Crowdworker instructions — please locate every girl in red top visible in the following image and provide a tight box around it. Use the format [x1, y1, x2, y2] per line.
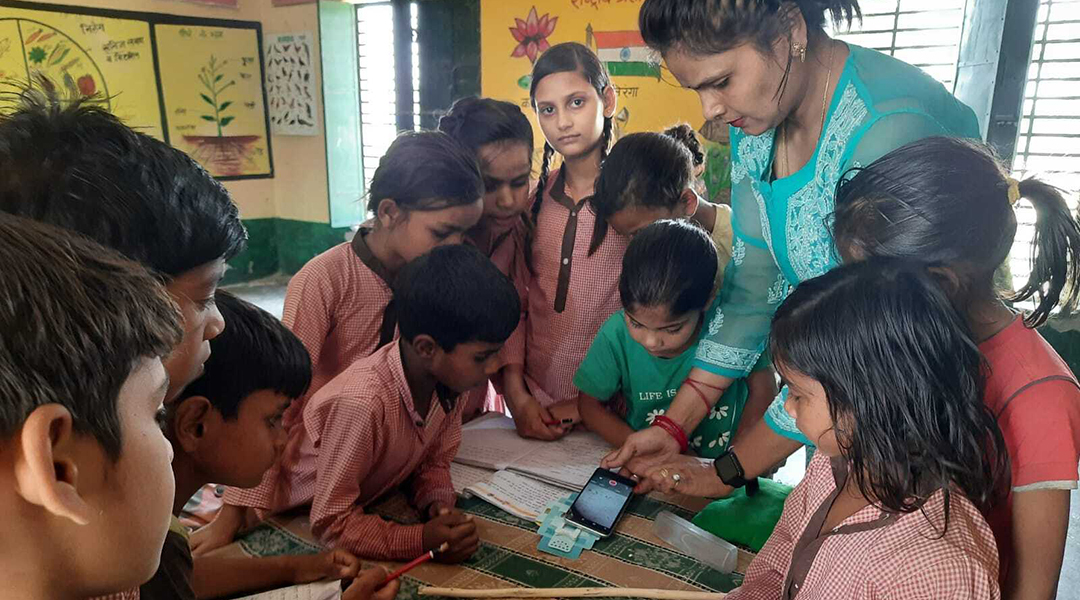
[831, 136, 1080, 599]
[502, 42, 631, 440]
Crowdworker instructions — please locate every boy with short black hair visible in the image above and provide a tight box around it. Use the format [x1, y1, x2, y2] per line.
[160, 291, 396, 600]
[203, 245, 521, 561]
[0, 214, 182, 600]
[0, 88, 247, 401]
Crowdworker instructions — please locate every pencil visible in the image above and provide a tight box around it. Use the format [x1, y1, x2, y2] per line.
[543, 418, 574, 426]
[383, 542, 449, 583]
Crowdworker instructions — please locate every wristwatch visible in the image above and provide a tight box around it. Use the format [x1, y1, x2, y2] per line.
[713, 449, 756, 494]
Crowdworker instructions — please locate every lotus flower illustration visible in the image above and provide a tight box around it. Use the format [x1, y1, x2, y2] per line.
[510, 7, 557, 64]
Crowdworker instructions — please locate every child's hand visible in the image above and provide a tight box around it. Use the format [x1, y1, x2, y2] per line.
[513, 397, 570, 441]
[190, 503, 246, 557]
[289, 548, 362, 583]
[422, 509, 479, 564]
[426, 502, 462, 521]
[547, 400, 580, 425]
[342, 567, 400, 600]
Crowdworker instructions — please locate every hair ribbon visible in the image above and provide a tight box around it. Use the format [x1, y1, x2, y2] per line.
[1007, 178, 1021, 206]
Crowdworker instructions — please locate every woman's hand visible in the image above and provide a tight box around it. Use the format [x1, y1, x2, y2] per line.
[601, 426, 681, 480]
[643, 456, 732, 498]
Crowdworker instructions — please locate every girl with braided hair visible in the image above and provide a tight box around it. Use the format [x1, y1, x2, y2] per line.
[500, 42, 629, 440]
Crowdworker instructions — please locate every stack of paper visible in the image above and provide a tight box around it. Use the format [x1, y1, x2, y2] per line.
[234, 580, 340, 600]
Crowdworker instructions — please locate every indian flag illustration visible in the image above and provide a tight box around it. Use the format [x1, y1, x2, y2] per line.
[586, 25, 659, 79]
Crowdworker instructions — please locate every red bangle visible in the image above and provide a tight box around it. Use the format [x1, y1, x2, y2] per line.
[684, 379, 713, 413]
[653, 415, 689, 454]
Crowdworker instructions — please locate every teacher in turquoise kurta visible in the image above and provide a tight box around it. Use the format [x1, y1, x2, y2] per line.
[603, 0, 979, 487]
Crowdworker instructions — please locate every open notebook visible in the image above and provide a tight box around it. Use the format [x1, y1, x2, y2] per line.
[451, 463, 570, 522]
[234, 580, 340, 600]
[454, 414, 614, 490]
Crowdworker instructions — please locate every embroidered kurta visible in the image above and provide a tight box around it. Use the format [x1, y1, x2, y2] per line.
[690, 44, 980, 441]
[505, 167, 629, 405]
[226, 342, 463, 561]
[729, 454, 1000, 600]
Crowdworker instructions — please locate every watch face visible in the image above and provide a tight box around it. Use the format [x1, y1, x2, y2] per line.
[714, 453, 741, 483]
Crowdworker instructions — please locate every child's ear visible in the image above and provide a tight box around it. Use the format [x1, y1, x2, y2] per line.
[376, 198, 403, 229]
[410, 334, 440, 361]
[679, 188, 700, 218]
[602, 85, 618, 119]
[12, 404, 94, 526]
[172, 397, 213, 453]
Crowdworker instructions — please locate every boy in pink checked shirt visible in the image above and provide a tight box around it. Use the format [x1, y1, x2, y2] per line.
[200, 245, 521, 562]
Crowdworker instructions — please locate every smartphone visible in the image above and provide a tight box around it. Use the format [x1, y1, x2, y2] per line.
[565, 468, 636, 538]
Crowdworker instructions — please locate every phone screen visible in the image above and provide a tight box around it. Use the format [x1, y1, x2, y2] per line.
[567, 469, 635, 535]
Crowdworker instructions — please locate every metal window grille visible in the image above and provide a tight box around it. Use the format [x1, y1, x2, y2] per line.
[1010, 0, 1080, 293]
[826, 0, 966, 91]
[356, 1, 420, 187]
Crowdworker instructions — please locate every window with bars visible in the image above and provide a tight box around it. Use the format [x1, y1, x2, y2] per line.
[356, 0, 421, 187]
[827, 0, 966, 91]
[1010, 0, 1080, 292]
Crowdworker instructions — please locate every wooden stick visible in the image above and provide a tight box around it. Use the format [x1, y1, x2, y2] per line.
[418, 587, 726, 600]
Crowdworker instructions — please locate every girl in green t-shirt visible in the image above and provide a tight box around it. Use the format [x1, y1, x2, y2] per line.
[575, 220, 775, 458]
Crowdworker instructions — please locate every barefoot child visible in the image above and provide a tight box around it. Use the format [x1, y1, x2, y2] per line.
[577, 220, 773, 457]
[729, 259, 1007, 599]
[193, 245, 520, 561]
[503, 42, 630, 440]
[0, 215, 182, 600]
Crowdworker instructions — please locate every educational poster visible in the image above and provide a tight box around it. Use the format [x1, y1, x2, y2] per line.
[265, 31, 318, 136]
[155, 23, 272, 178]
[482, 0, 732, 202]
[0, 4, 164, 140]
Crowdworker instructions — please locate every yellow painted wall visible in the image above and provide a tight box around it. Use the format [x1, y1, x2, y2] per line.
[481, 0, 705, 150]
[21, 0, 330, 224]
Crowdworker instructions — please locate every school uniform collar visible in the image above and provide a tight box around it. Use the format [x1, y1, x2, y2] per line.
[351, 225, 398, 347]
[781, 457, 899, 599]
[388, 341, 457, 429]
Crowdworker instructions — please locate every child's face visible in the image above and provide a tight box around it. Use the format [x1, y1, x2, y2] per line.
[386, 201, 484, 266]
[477, 141, 532, 236]
[607, 204, 689, 238]
[534, 71, 614, 159]
[80, 358, 175, 593]
[430, 340, 504, 394]
[165, 259, 227, 402]
[624, 305, 702, 359]
[779, 364, 841, 456]
[192, 390, 290, 489]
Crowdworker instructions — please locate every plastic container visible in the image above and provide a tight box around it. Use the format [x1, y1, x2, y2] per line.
[653, 510, 739, 573]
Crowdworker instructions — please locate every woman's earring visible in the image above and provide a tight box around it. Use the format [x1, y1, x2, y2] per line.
[792, 41, 807, 63]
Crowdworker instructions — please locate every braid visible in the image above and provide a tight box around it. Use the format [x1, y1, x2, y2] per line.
[526, 142, 555, 273]
[587, 116, 614, 256]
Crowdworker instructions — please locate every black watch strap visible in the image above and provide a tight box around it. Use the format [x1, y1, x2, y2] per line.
[713, 449, 751, 489]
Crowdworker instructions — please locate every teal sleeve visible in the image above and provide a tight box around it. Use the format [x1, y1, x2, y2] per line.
[572, 315, 625, 402]
[842, 110, 969, 173]
[694, 135, 779, 378]
[751, 349, 772, 373]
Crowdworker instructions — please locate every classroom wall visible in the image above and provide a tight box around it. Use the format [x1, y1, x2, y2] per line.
[25, 0, 345, 283]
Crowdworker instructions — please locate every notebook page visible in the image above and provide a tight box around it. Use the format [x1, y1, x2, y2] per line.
[234, 580, 340, 600]
[453, 419, 548, 470]
[466, 469, 569, 522]
[507, 431, 614, 489]
[450, 462, 495, 495]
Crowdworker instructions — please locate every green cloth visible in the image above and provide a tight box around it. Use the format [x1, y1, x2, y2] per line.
[573, 299, 756, 459]
[692, 478, 793, 553]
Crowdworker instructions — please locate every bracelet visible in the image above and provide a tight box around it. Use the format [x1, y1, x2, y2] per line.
[683, 379, 713, 413]
[653, 415, 689, 454]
